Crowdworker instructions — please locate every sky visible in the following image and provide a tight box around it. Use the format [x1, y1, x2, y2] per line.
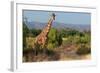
[23, 10, 91, 25]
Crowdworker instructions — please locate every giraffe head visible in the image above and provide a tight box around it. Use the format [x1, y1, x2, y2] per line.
[52, 13, 56, 20]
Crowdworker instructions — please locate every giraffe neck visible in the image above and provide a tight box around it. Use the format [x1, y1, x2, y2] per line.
[42, 18, 54, 36]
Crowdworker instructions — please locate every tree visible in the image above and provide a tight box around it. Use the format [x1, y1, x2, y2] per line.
[31, 29, 41, 37]
[23, 22, 30, 49]
[47, 28, 62, 49]
[57, 32, 62, 46]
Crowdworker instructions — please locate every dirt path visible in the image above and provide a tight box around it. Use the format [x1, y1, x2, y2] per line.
[23, 44, 91, 62]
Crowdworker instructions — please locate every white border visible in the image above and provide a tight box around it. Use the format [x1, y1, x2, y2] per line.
[11, 1, 97, 71]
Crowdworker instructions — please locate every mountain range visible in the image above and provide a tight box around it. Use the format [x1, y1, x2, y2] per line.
[26, 21, 91, 31]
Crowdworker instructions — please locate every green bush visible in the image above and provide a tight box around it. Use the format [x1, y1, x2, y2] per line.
[76, 44, 91, 55]
[47, 28, 62, 49]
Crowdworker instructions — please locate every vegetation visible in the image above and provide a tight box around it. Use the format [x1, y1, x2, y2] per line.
[47, 28, 62, 49]
[23, 22, 30, 49]
[23, 22, 91, 62]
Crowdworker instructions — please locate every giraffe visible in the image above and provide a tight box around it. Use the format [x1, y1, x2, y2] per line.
[33, 13, 56, 55]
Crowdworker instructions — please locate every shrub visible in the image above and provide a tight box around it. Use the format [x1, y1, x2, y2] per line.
[47, 28, 62, 49]
[76, 44, 91, 55]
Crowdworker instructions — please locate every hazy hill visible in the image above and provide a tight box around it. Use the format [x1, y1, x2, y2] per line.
[26, 21, 90, 31]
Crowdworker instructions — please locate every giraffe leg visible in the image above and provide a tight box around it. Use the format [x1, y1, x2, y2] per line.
[34, 42, 39, 56]
[42, 42, 47, 55]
